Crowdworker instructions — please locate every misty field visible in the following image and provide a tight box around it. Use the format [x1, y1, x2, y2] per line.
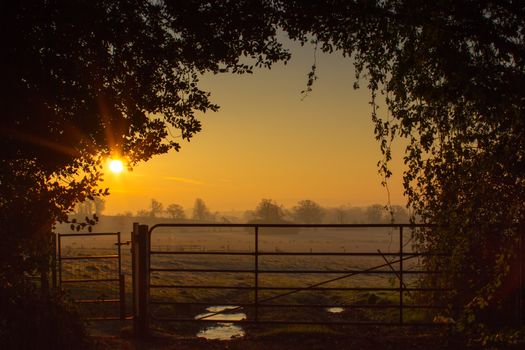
[58, 227, 440, 326]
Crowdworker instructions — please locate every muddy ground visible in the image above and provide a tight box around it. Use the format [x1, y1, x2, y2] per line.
[90, 323, 462, 350]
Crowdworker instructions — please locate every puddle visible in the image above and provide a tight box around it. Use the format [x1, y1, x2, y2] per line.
[326, 307, 344, 314]
[195, 306, 246, 340]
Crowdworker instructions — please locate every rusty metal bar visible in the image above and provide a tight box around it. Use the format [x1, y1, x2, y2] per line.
[57, 234, 62, 286]
[150, 267, 435, 274]
[149, 300, 446, 309]
[151, 318, 443, 327]
[60, 255, 119, 260]
[58, 232, 120, 237]
[132, 223, 138, 332]
[51, 233, 57, 289]
[150, 223, 433, 229]
[154, 285, 444, 292]
[254, 226, 259, 322]
[75, 299, 121, 303]
[399, 226, 404, 325]
[120, 272, 126, 320]
[61, 278, 120, 283]
[149, 251, 430, 257]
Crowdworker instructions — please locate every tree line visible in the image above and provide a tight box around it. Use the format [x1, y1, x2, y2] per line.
[108, 198, 409, 224]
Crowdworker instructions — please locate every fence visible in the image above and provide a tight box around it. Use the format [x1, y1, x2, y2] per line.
[57, 232, 127, 320]
[130, 223, 448, 335]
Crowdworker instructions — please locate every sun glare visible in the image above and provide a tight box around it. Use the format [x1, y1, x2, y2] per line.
[109, 159, 124, 174]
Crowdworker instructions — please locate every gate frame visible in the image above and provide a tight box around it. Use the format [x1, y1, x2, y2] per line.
[57, 231, 126, 320]
[132, 223, 150, 335]
[133, 223, 451, 335]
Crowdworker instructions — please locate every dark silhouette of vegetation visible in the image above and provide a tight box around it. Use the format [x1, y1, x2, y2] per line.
[0, 284, 89, 349]
[250, 199, 288, 224]
[276, 0, 525, 344]
[292, 199, 324, 224]
[192, 198, 213, 222]
[1, 0, 288, 345]
[149, 199, 164, 218]
[166, 203, 186, 220]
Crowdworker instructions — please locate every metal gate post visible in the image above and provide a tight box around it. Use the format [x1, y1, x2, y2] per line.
[399, 226, 404, 325]
[51, 233, 57, 289]
[132, 223, 150, 336]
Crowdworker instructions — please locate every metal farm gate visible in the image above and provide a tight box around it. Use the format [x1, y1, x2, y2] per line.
[130, 223, 449, 335]
[57, 232, 127, 320]
[51, 223, 524, 336]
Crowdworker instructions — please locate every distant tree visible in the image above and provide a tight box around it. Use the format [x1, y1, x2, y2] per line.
[389, 205, 409, 223]
[243, 210, 256, 222]
[150, 199, 164, 218]
[75, 200, 95, 218]
[253, 199, 286, 223]
[292, 200, 324, 224]
[136, 209, 150, 218]
[74, 197, 105, 218]
[93, 198, 106, 217]
[365, 204, 385, 223]
[192, 198, 211, 222]
[334, 207, 347, 224]
[166, 203, 186, 220]
[346, 206, 365, 224]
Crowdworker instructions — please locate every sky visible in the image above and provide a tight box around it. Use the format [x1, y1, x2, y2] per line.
[102, 39, 407, 215]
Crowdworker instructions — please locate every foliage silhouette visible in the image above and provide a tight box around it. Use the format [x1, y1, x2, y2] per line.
[292, 199, 324, 224]
[1, 0, 289, 343]
[277, 0, 525, 342]
[166, 203, 186, 220]
[192, 198, 212, 222]
[252, 198, 288, 223]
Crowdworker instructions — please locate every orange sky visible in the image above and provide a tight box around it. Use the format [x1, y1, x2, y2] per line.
[102, 40, 407, 215]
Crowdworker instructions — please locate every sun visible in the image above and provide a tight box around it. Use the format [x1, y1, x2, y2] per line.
[108, 159, 124, 174]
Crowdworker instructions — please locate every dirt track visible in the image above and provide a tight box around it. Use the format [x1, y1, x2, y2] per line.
[92, 326, 461, 350]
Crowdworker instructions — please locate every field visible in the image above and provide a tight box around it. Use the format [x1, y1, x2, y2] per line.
[58, 226, 443, 338]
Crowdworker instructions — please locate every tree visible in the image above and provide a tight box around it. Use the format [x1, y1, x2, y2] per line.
[389, 205, 409, 223]
[277, 0, 525, 339]
[292, 199, 324, 224]
[1, 2, 289, 345]
[93, 198, 106, 217]
[136, 209, 150, 218]
[75, 200, 95, 218]
[253, 199, 286, 223]
[1, 1, 288, 275]
[365, 204, 385, 223]
[332, 207, 347, 224]
[166, 203, 186, 220]
[74, 197, 105, 218]
[149, 199, 163, 218]
[192, 198, 211, 222]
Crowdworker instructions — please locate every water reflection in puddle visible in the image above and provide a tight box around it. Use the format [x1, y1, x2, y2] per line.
[326, 307, 344, 313]
[195, 306, 246, 340]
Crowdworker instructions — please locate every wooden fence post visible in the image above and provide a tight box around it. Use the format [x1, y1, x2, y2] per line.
[132, 223, 150, 336]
